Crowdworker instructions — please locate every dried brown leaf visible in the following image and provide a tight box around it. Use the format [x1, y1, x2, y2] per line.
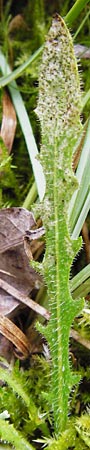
[0, 208, 43, 318]
[0, 208, 49, 360]
[9, 14, 28, 33]
[0, 207, 35, 252]
[0, 315, 30, 358]
[0, 91, 17, 155]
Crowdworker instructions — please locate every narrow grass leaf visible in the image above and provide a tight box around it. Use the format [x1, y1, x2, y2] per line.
[69, 120, 90, 236]
[65, 0, 90, 27]
[0, 51, 45, 201]
[71, 264, 90, 298]
[0, 47, 43, 88]
[82, 89, 90, 111]
[73, 9, 90, 41]
[71, 191, 90, 239]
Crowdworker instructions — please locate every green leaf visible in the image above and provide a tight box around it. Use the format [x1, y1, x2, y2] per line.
[0, 419, 34, 450]
[0, 365, 38, 421]
[36, 14, 84, 436]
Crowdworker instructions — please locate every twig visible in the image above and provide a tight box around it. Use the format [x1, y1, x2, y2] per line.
[0, 278, 50, 321]
[70, 328, 90, 350]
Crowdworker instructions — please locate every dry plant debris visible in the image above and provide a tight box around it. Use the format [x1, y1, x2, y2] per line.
[0, 207, 49, 360]
[0, 90, 17, 155]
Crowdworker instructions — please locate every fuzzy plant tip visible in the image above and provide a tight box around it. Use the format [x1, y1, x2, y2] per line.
[36, 14, 84, 437]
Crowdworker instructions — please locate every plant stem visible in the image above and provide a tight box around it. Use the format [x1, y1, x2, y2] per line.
[23, 181, 37, 209]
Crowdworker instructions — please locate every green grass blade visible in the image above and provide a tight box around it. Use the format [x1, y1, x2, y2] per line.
[23, 181, 37, 208]
[71, 191, 90, 239]
[73, 278, 90, 299]
[71, 264, 90, 298]
[0, 51, 45, 201]
[65, 0, 90, 27]
[73, 9, 90, 40]
[82, 89, 90, 111]
[0, 46, 43, 87]
[69, 120, 90, 237]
